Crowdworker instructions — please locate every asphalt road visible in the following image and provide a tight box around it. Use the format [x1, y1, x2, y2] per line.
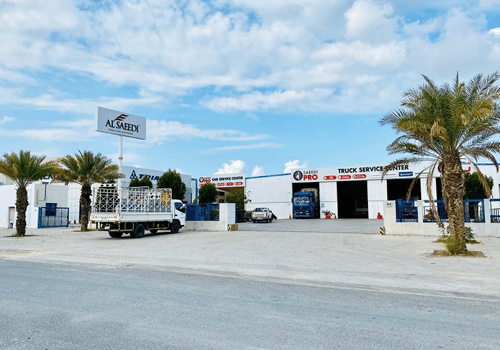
[1, 260, 499, 350]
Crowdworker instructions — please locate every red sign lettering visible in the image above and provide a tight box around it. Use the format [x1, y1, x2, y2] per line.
[304, 174, 318, 181]
[323, 175, 336, 180]
[235, 182, 243, 186]
[353, 174, 366, 179]
[217, 183, 224, 186]
[339, 175, 351, 180]
[227, 182, 234, 186]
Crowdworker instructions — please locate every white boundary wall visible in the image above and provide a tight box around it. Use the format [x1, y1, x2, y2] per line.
[384, 200, 500, 238]
[185, 203, 236, 231]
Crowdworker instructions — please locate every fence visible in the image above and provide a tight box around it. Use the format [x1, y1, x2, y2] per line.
[395, 199, 418, 222]
[38, 206, 69, 228]
[490, 199, 500, 222]
[186, 204, 220, 221]
[397, 199, 485, 223]
[386, 199, 500, 237]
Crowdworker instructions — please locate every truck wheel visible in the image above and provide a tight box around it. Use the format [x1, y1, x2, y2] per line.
[131, 224, 145, 238]
[171, 220, 180, 233]
[108, 231, 123, 238]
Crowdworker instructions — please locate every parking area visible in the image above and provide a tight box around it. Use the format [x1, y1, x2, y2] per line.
[239, 218, 383, 234]
[2, 222, 500, 298]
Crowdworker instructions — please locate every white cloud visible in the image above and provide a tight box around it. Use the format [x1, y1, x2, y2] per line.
[205, 142, 283, 154]
[251, 165, 265, 176]
[215, 160, 246, 174]
[489, 28, 500, 36]
[148, 120, 269, 143]
[284, 160, 308, 173]
[345, 0, 398, 43]
[0, 0, 499, 118]
[204, 89, 333, 112]
[0, 118, 96, 141]
[479, 0, 500, 8]
[0, 116, 14, 125]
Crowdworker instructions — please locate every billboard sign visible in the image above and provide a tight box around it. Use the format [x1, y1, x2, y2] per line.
[291, 162, 436, 183]
[198, 174, 245, 188]
[96, 106, 146, 140]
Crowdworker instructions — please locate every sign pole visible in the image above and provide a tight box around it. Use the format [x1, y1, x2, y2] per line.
[118, 135, 123, 172]
[118, 135, 123, 192]
[95, 106, 147, 191]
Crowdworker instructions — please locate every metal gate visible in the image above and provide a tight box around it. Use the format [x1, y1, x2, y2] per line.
[38, 205, 69, 228]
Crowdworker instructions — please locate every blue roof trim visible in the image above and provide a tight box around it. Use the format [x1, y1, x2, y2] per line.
[247, 173, 291, 180]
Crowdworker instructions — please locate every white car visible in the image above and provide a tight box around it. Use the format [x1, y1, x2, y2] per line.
[251, 207, 276, 223]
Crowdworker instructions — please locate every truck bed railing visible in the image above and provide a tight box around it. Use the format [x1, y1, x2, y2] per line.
[92, 186, 172, 214]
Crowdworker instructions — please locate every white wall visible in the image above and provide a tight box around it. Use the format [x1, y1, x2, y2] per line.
[368, 180, 387, 219]
[33, 183, 68, 207]
[0, 183, 71, 229]
[185, 203, 236, 231]
[319, 182, 337, 218]
[0, 185, 17, 228]
[68, 183, 81, 224]
[246, 174, 292, 219]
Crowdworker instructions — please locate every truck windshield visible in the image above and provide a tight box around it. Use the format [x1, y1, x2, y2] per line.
[294, 197, 310, 205]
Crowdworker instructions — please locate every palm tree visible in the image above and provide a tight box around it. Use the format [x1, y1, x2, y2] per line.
[380, 72, 500, 254]
[57, 151, 121, 231]
[0, 151, 58, 236]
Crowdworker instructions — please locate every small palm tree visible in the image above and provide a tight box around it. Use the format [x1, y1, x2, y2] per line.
[57, 151, 121, 231]
[380, 72, 500, 254]
[0, 151, 58, 236]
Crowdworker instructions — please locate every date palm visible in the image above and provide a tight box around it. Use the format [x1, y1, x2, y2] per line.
[380, 72, 500, 254]
[0, 151, 58, 236]
[57, 151, 121, 231]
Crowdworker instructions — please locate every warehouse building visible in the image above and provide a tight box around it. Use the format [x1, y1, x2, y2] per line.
[242, 162, 500, 220]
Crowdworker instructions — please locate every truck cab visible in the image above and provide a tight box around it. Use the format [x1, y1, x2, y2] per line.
[293, 190, 319, 218]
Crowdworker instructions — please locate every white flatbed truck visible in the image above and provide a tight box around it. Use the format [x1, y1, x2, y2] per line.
[90, 185, 186, 238]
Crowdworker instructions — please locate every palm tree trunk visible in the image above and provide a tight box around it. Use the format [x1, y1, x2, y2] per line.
[15, 186, 29, 236]
[80, 183, 92, 231]
[441, 153, 467, 253]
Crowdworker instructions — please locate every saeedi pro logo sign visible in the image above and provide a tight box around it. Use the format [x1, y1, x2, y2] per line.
[96, 106, 146, 140]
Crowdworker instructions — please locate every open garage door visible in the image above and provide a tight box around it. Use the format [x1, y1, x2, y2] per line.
[387, 179, 422, 200]
[337, 181, 368, 218]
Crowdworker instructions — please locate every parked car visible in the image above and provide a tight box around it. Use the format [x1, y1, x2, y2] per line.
[251, 207, 276, 223]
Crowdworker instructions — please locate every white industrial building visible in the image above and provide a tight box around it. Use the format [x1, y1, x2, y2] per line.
[244, 162, 500, 220]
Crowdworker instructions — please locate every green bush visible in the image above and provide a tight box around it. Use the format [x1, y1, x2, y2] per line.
[198, 183, 218, 204]
[129, 175, 153, 188]
[440, 226, 475, 242]
[444, 234, 462, 255]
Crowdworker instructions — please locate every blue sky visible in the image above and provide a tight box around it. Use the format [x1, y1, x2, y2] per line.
[1, 0, 500, 178]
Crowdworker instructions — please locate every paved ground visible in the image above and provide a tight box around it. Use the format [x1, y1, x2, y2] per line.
[239, 218, 384, 233]
[1, 219, 500, 299]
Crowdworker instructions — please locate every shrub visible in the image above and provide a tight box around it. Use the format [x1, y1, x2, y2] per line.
[440, 226, 475, 242]
[444, 234, 462, 255]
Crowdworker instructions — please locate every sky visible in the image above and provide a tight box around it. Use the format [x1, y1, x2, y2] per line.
[1, 0, 500, 178]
